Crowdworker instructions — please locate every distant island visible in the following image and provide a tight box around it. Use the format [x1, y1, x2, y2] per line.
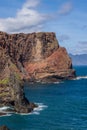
[70, 54, 87, 66]
[0, 31, 76, 115]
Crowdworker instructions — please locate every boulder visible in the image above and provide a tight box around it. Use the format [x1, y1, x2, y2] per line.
[0, 126, 10, 130]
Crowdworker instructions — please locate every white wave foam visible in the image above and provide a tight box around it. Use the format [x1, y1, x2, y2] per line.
[54, 82, 59, 84]
[0, 114, 12, 117]
[0, 106, 14, 118]
[32, 103, 48, 115]
[0, 106, 11, 111]
[73, 76, 87, 80]
[0, 103, 48, 116]
[32, 111, 40, 115]
[34, 103, 48, 111]
[20, 103, 48, 116]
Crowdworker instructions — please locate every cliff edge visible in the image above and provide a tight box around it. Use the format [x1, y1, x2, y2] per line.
[0, 31, 76, 114]
[0, 31, 76, 83]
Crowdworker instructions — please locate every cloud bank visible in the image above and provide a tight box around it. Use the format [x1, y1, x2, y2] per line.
[0, 0, 73, 33]
[0, 0, 47, 33]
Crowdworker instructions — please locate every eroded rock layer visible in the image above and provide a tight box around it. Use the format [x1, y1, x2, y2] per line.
[0, 31, 76, 113]
[0, 47, 36, 114]
[0, 31, 76, 83]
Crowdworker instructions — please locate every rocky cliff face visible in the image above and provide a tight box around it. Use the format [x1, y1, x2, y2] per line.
[0, 32, 58, 62]
[0, 31, 76, 83]
[0, 31, 76, 114]
[0, 47, 36, 114]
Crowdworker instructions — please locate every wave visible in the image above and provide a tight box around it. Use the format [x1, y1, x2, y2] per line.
[0, 103, 48, 117]
[0, 113, 12, 117]
[32, 103, 48, 115]
[0, 106, 11, 111]
[73, 76, 87, 80]
[20, 103, 48, 116]
[0, 106, 14, 117]
[54, 82, 59, 84]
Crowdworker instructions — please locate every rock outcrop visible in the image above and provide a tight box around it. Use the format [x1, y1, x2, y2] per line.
[0, 31, 76, 113]
[0, 126, 10, 130]
[0, 31, 76, 83]
[0, 47, 36, 114]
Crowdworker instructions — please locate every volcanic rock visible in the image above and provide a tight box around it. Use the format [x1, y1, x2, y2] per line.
[0, 31, 76, 113]
[0, 126, 10, 130]
[0, 31, 76, 83]
[0, 47, 36, 114]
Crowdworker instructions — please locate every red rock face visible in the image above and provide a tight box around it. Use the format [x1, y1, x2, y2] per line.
[0, 31, 76, 83]
[24, 47, 75, 82]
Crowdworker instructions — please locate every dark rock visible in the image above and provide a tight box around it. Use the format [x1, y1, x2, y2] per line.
[0, 47, 36, 114]
[0, 126, 10, 130]
[0, 113, 7, 116]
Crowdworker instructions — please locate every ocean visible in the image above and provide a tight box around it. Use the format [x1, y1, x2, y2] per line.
[0, 66, 87, 130]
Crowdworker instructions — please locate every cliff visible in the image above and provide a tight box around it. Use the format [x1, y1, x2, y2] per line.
[0, 47, 36, 114]
[0, 31, 75, 114]
[0, 31, 75, 83]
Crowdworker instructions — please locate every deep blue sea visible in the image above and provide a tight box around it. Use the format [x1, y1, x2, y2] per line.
[0, 66, 87, 130]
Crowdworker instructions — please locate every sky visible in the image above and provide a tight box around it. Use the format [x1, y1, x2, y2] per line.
[0, 0, 87, 55]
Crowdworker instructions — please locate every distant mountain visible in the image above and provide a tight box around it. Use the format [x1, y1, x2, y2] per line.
[69, 54, 87, 66]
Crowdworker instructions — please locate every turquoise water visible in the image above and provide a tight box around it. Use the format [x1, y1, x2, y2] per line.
[0, 66, 87, 130]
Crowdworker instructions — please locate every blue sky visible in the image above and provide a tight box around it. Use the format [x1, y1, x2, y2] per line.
[0, 0, 87, 54]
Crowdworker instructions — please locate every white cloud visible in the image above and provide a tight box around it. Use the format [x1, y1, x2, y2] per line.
[0, 0, 46, 33]
[58, 2, 73, 15]
[0, 0, 73, 33]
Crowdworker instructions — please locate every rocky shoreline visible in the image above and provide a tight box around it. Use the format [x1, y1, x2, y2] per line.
[0, 31, 76, 115]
